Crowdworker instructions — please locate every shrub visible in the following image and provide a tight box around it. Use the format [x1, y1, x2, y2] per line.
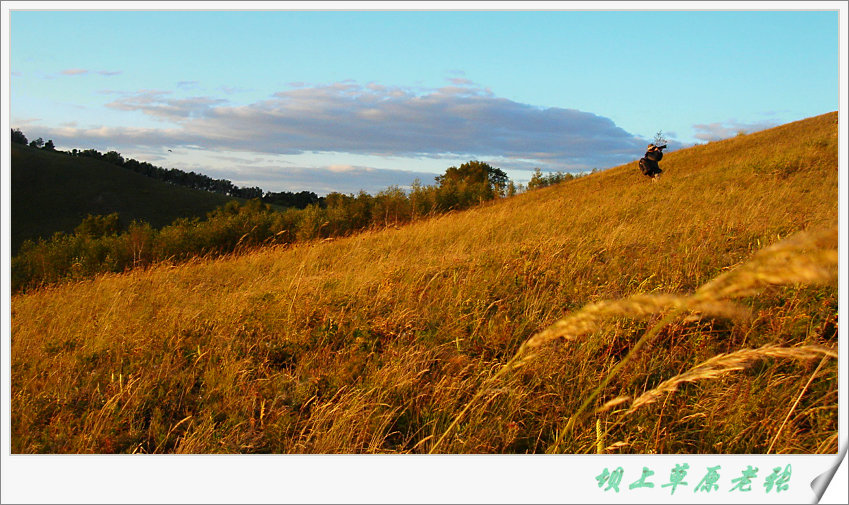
[527, 168, 576, 191]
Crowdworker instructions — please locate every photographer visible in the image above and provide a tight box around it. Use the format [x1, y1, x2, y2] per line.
[639, 143, 667, 178]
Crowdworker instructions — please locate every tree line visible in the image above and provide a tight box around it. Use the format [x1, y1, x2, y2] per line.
[526, 167, 581, 190]
[12, 159, 518, 292]
[11, 128, 321, 208]
[12, 127, 583, 207]
[12, 128, 56, 151]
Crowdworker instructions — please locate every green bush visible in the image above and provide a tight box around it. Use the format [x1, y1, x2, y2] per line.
[75, 213, 122, 238]
[526, 168, 576, 191]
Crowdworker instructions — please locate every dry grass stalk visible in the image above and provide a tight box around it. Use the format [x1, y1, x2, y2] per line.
[695, 227, 838, 301]
[525, 295, 751, 347]
[529, 225, 837, 453]
[627, 345, 836, 414]
[526, 227, 835, 350]
[766, 356, 830, 454]
[596, 395, 632, 414]
[596, 418, 604, 454]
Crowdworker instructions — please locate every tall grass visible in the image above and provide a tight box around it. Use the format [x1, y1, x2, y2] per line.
[428, 225, 838, 453]
[11, 112, 838, 454]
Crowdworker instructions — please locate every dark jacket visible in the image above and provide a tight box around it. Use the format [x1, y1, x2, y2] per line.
[645, 149, 663, 162]
[639, 148, 663, 177]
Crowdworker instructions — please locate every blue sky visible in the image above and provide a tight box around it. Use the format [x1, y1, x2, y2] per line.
[7, 4, 841, 194]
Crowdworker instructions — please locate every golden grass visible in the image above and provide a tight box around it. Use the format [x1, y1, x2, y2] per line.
[433, 222, 837, 453]
[11, 111, 839, 454]
[627, 344, 836, 413]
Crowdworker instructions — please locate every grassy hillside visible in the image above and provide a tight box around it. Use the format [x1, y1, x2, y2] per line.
[10, 143, 237, 253]
[11, 112, 839, 454]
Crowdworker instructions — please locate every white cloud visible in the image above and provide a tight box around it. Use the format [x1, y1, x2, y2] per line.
[61, 68, 89, 75]
[29, 81, 652, 175]
[163, 156, 437, 195]
[106, 90, 228, 122]
[181, 82, 645, 168]
[11, 117, 42, 127]
[327, 164, 370, 173]
[692, 119, 779, 142]
[447, 77, 475, 86]
[229, 164, 439, 195]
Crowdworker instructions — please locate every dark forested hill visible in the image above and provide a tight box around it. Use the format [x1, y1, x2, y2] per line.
[10, 143, 237, 253]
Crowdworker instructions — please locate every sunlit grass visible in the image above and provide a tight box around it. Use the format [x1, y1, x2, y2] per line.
[11, 111, 838, 454]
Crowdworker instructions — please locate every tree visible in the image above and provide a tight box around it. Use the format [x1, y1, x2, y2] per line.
[527, 168, 574, 191]
[43, 139, 55, 150]
[103, 151, 124, 165]
[80, 149, 102, 158]
[75, 213, 122, 238]
[527, 168, 545, 190]
[435, 160, 509, 195]
[29, 137, 44, 149]
[653, 131, 669, 147]
[11, 128, 27, 145]
[235, 186, 263, 199]
[262, 190, 321, 209]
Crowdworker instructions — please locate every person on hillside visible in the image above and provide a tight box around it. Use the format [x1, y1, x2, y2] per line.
[639, 143, 666, 179]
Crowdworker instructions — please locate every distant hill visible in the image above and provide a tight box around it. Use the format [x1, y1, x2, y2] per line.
[10, 143, 237, 253]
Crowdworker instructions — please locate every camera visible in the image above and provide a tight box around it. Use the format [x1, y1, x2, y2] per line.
[657, 144, 667, 150]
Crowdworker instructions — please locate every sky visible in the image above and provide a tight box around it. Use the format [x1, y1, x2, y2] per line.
[6, 3, 842, 195]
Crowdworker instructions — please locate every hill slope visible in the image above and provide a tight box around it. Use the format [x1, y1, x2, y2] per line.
[10, 143, 237, 253]
[11, 112, 839, 454]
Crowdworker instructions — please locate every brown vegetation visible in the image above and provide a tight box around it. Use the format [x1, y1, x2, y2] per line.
[11, 112, 839, 454]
